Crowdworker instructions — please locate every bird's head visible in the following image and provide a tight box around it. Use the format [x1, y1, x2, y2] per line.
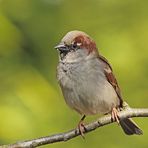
[55, 30, 98, 63]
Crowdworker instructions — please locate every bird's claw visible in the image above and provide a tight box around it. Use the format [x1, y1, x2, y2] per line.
[111, 107, 120, 124]
[78, 121, 86, 138]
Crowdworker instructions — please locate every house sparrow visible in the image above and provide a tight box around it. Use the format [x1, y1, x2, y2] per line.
[55, 30, 143, 136]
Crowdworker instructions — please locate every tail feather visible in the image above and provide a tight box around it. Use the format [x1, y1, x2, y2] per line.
[120, 118, 143, 135]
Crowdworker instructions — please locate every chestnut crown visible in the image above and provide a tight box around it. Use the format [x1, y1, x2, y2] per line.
[55, 30, 98, 54]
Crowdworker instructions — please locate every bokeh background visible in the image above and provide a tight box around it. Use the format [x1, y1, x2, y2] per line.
[0, 0, 148, 147]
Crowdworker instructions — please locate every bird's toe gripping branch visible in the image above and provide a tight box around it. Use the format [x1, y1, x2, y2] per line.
[111, 107, 120, 124]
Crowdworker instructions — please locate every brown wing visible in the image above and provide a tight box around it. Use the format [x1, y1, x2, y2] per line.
[99, 55, 123, 107]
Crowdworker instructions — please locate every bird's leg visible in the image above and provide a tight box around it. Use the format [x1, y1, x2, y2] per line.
[111, 107, 120, 124]
[78, 115, 86, 138]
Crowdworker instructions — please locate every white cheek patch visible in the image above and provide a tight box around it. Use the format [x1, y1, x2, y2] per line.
[71, 41, 82, 47]
[77, 42, 82, 46]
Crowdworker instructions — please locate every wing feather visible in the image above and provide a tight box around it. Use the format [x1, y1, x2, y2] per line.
[99, 55, 123, 107]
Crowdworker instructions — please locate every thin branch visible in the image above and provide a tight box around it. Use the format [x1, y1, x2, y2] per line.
[2, 108, 148, 148]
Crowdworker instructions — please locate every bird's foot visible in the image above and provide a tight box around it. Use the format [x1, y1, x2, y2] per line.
[78, 120, 86, 138]
[111, 107, 120, 124]
[77, 115, 86, 138]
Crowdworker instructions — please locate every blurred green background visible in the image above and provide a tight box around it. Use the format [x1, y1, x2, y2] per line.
[0, 0, 148, 147]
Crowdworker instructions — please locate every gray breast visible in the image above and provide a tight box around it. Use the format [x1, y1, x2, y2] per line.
[57, 59, 119, 115]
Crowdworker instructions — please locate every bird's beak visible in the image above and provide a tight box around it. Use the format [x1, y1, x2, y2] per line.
[54, 43, 69, 52]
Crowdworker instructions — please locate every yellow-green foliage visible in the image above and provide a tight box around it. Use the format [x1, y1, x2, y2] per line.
[0, 0, 148, 147]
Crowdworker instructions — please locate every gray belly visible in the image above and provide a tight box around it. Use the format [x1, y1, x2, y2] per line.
[57, 61, 120, 115]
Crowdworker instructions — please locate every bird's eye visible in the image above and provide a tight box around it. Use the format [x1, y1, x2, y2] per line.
[71, 43, 78, 49]
[71, 42, 80, 50]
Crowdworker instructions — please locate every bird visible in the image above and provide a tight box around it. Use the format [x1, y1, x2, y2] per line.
[55, 30, 143, 136]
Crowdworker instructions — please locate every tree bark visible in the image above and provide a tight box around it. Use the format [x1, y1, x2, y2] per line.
[1, 107, 148, 148]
